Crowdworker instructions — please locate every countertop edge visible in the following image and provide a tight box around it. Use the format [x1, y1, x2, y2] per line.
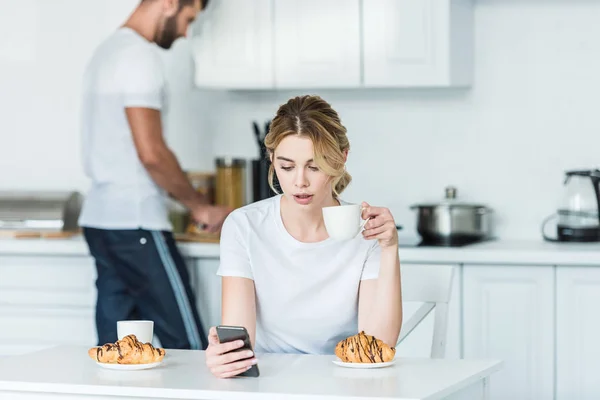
[1, 238, 600, 266]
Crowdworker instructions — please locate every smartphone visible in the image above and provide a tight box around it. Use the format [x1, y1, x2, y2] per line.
[216, 325, 259, 378]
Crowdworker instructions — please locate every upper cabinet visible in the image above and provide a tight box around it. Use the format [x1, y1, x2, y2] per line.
[273, 0, 361, 88]
[191, 0, 473, 89]
[362, 0, 472, 87]
[191, 0, 273, 89]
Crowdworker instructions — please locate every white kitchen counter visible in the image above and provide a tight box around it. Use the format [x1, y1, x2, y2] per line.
[0, 236, 220, 258]
[0, 346, 502, 400]
[399, 239, 600, 265]
[2, 236, 600, 265]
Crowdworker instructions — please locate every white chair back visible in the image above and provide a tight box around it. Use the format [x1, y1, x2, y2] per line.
[397, 264, 455, 359]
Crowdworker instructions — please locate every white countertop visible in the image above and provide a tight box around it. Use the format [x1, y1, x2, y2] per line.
[398, 239, 600, 265]
[0, 346, 502, 400]
[0, 235, 220, 258]
[1, 235, 600, 265]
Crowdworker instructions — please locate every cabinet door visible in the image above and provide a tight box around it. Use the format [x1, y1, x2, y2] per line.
[0, 307, 96, 356]
[396, 263, 461, 359]
[463, 265, 554, 400]
[273, 0, 360, 88]
[189, 258, 222, 332]
[0, 256, 97, 356]
[192, 0, 273, 89]
[362, 0, 472, 87]
[556, 267, 600, 400]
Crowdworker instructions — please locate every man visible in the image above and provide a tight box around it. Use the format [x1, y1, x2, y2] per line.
[79, 0, 229, 350]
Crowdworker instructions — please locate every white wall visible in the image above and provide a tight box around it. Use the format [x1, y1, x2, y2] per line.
[1, 0, 599, 240]
[0, 0, 213, 191]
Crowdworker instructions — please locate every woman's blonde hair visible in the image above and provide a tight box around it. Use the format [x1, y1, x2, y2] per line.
[264, 95, 351, 197]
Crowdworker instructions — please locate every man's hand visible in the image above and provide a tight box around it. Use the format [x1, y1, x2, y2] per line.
[191, 204, 232, 233]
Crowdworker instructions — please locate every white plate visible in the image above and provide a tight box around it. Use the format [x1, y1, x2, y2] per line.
[332, 359, 396, 369]
[96, 361, 163, 371]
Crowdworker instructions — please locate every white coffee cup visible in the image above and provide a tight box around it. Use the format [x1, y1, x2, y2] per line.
[117, 320, 154, 343]
[322, 204, 368, 241]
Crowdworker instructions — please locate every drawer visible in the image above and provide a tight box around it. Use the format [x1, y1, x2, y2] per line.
[0, 306, 96, 346]
[0, 256, 96, 307]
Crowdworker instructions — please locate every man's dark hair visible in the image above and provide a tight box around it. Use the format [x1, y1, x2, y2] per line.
[180, 0, 209, 9]
[142, 0, 209, 9]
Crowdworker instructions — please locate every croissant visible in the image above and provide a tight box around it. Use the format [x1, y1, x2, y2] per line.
[335, 331, 396, 363]
[88, 334, 166, 364]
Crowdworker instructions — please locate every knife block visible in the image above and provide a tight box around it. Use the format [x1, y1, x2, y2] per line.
[252, 159, 278, 202]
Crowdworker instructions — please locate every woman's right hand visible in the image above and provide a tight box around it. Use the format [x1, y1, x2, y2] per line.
[205, 326, 258, 378]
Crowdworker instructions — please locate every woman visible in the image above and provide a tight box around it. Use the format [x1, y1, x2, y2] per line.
[205, 95, 402, 378]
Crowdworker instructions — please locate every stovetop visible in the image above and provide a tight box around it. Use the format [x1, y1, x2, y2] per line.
[397, 236, 495, 248]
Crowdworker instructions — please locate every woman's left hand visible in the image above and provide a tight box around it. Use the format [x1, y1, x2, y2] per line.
[361, 202, 398, 249]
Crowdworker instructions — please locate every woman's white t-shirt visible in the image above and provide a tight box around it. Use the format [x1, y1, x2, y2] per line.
[217, 195, 381, 355]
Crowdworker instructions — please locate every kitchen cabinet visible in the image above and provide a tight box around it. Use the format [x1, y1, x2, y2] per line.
[362, 0, 473, 87]
[0, 256, 97, 356]
[556, 267, 600, 400]
[191, 0, 473, 89]
[0, 254, 219, 357]
[0, 307, 95, 356]
[191, 0, 273, 89]
[187, 257, 222, 332]
[463, 265, 555, 400]
[446, 265, 462, 359]
[273, 0, 360, 88]
[396, 263, 462, 359]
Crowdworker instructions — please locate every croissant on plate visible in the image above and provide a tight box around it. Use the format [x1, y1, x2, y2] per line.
[88, 334, 166, 364]
[335, 331, 396, 363]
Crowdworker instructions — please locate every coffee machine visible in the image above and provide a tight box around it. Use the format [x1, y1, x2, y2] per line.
[542, 169, 600, 242]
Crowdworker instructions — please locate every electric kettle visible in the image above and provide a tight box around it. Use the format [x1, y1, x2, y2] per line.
[542, 169, 600, 242]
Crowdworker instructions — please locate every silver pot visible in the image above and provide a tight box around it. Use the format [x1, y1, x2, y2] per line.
[410, 187, 493, 244]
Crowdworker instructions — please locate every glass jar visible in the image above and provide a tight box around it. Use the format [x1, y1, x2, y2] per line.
[215, 157, 246, 209]
[187, 171, 216, 205]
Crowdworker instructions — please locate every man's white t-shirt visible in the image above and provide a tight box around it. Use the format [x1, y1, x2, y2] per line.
[217, 195, 382, 355]
[78, 27, 171, 231]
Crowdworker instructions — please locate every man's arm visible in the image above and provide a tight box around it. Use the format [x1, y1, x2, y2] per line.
[126, 107, 205, 209]
[126, 107, 230, 230]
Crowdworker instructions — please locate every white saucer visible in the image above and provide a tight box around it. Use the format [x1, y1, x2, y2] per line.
[332, 358, 396, 369]
[96, 361, 163, 371]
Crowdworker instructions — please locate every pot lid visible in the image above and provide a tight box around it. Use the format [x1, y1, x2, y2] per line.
[410, 186, 489, 209]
